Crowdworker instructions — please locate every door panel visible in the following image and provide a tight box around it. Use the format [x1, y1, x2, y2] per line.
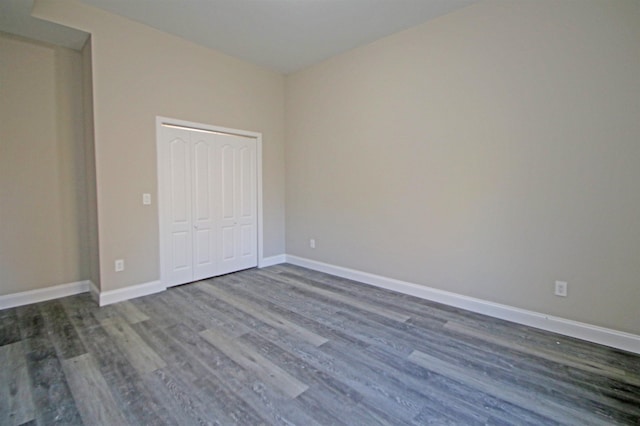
[217, 134, 257, 275]
[238, 143, 256, 262]
[192, 135, 217, 280]
[240, 146, 253, 218]
[170, 140, 189, 223]
[161, 127, 193, 286]
[221, 226, 235, 260]
[240, 225, 253, 256]
[172, 231, 190, 270]
[195, 229, 211, 264]
[193, 141, 210, 221]
[221, 144, 235, 220]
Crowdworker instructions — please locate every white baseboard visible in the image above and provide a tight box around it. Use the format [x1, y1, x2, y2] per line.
[89, 281, 100, 303]
[0, 280, 91, 310]
[98, 280, 165, 306]
[259, 254, 287, 268]
[285, 255, 640, 354]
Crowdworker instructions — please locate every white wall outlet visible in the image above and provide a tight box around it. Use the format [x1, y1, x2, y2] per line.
[309, 238, 316, 249]
[115, 259, 125, 272]
[555, 280, 568, 297]
[143, 193, 151, 205]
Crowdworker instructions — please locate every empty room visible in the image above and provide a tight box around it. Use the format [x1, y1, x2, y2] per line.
[1, 0, 639, 424]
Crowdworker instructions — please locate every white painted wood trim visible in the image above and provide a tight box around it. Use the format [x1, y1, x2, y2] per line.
[259, 254, 286, 268]
[156, 117, 262, 140]
[89, 281, 100, 303]
[256, 135, 265, 269]
[0, 280, 91, 310]
[98, 280, 165, 306]
[285, 255, 640, 354]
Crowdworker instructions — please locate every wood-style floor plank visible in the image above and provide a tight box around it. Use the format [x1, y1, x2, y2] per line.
[0, 264, 638, 425]
[0, 308, 22, 347]
[196, 282, 329, 347]
[408, 349, 615, 426]
[264, 269, 411, 323]
[166, 322, 321, 426]
[16, 304, 83, 425]
[61, 353, 129, 426]
[444, 320, 640, 387]
[100, 316, 167, 375]
[59, 294, 175, 425]
[39, 300, 87, 360]
[200, 327, 309, 399]
[0, 341, 35, 426]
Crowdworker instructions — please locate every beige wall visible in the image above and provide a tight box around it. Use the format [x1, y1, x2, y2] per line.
[286, 0, 640, 334]
[33, 0, 286, 292]
[0, 33, 87, 295]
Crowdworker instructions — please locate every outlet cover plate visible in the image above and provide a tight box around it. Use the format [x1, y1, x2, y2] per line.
[555, 281, 567, 297]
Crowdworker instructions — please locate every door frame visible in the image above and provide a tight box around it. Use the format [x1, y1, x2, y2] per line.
[156, 116, 264, 287]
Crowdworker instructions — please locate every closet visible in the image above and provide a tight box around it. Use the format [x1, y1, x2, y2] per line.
[158, 122, 258, 287]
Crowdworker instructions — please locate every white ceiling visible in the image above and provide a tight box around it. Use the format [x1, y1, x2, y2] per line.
[0, 0, 478, 73]
[78, 0, 478, 73]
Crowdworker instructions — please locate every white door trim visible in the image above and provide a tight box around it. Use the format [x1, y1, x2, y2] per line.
[156, 116, 264, 287]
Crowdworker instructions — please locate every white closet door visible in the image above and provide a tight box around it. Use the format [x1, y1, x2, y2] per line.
[160, 126, 194, 286]
[159, 123, 258, 287]
[217, 133, 258, 275]
[191, 133, 218, 281]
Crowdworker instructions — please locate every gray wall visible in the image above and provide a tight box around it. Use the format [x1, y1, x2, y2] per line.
[285, 0, 640, 334]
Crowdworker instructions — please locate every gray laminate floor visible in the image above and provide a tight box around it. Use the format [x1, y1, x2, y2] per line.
[1, 264, 639, 425]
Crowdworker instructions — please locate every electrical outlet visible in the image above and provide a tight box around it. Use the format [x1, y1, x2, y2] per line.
[115, 259, 125, 272]
[555, 281, 567, 297]
[143, 193, 151, 205]
[310, 239, 316, 249]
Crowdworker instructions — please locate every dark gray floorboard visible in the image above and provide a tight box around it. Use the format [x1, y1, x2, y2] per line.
[38, 300, 86, 360]
[0, 308, 21, 347]
[15, 303, 83, 425]
[1, 264, 639, 425]
[22, 330, 83, 425]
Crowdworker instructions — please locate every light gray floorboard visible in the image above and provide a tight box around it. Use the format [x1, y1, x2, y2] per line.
[408, 349, 619, 426]
[256, 268, 411, 323]
[167, 322, 321, 426]
[1, 264, 639, 425]
[100, 316, 167, 375]
[0, 341, 35, 426]
[115, 300, 150, 324]
[61, 353, 129, 426]
[444, 320, 640, 386]
[59, 294, 175, 425]
[196, 282, 329, 346]
[200, 327, 309, 399]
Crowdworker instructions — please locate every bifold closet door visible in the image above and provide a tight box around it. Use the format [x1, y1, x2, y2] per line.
[159, 125, 257, 287]
[217, 134, 258, 275]
[191, 132, 218, 281]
